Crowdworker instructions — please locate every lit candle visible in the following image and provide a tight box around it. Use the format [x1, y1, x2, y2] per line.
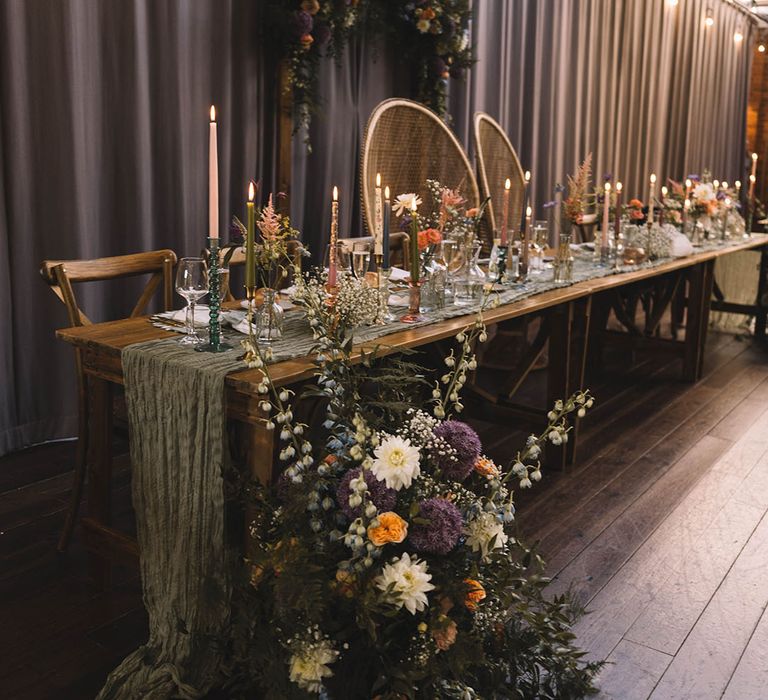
[735, 180, 742, 198]
[245, 181, 256, 291]
[660, 185, 668, 226]
[329, 186, 339, 288]
[374, 173, 383, 256]
[749, 173, 757, 201]
[750, 152, 758, 184]
[683, 198, 691, 231]
[500, 177, 511, 245]
[602, 181, 611, 253]
[209, 105, 219, 239]
[382, 186, 391, 269]
[685, 178, 692, 201]
[713, 179, 720, 190]
[649, 173, 657, 224]
[521, 205, 532, 273]
[519, 170, 531, 239]
[723, 197, 731, 238]
[615, 181, 623, 237]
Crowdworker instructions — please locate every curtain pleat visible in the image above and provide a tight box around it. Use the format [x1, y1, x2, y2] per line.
[0, 0, 757, 455]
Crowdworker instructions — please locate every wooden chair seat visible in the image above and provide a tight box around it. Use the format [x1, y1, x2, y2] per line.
[338, 232, 411, 270]
[40, 249, 177, 551]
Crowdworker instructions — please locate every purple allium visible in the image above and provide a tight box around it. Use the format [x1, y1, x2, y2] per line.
[433, 420, 482, 481]
[313, 22, 331, 47]
[292, 10, 313, 38]
[409, 498, 463, 555]
[336, 467, 397, 519]
[449, 65, 464, 80]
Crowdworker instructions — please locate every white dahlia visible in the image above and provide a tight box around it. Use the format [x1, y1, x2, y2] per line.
[376, 552, 435, 614]
[464, 511, 509, 561]
[288, 638, 339, 693]
[371, 435, 421, 491]
[392, 193, 422, 216]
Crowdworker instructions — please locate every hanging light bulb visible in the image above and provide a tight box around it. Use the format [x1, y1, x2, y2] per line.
[705, 8, 714, 27]
[759, 44, 766, 53]
[734, 30, 744, 43]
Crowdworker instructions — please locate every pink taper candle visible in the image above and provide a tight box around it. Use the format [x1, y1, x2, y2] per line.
[602, 181, 611, 252]
[500, 178, 511, 245]
[209, 106, 219, 239]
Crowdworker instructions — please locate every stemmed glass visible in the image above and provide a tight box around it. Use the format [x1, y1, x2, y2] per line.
[175, 257, 209, 345]
[352, 241, 371, 280]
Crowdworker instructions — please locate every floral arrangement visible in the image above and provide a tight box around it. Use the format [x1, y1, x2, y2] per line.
[626, 198, 646, 223]
[564, 153, 595, 225]
[228, 281, 601, 697]
[263, 1, 475, 141]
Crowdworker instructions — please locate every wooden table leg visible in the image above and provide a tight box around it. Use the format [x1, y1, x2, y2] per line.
[83, 375, 113, 587]
[683, 261, 714, 382]
[755, 246, 768, 340]
[565, 295, 592, 467]
[546, 302, 573, 471]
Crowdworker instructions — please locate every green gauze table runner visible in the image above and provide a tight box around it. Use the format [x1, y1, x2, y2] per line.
[98, 338, 245, 700]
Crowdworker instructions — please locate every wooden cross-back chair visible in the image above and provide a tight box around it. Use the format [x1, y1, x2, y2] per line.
[338, 232, 412, 270]
[39, 249, 177, 551]
[361, 98, 481, 246]
[473, 112, 526, 241]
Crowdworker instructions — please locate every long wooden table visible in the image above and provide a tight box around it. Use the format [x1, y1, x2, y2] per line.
[56, 235, 768, 583]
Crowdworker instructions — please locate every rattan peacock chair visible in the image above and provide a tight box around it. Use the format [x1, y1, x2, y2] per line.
[473, 112, 526, 242]
[361, 99, 481, 248]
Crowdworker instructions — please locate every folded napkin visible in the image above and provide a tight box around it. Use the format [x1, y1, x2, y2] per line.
[161, 305, 210, 327]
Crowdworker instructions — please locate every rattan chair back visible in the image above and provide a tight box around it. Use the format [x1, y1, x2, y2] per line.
[473, 112, 526, 238]
[361, 99, 479, 242]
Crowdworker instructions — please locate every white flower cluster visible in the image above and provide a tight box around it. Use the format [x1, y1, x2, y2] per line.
[433, 322, 486, 419]
[371, 435, 421, 491]
[397, 409, 457, 468]
[287, 626, 339, 693]
[375, 552, 435, 614]
[463, 511, 509, 561]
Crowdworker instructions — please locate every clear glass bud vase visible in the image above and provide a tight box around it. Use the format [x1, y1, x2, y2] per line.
[254, 289, 284, 344]
[420, 242, 448, 312]
[454, 241, 486, 306]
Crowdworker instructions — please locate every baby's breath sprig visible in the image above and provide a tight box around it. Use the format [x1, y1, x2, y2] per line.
[503, 390, 594, 489]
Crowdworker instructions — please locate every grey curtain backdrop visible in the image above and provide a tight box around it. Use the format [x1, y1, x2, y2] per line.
[0, 0, 756, 456]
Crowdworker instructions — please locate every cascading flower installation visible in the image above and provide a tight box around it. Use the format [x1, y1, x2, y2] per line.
[228, 275, 601, 698]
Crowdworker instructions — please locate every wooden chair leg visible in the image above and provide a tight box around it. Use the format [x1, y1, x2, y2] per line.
[57, 382, 89, 551]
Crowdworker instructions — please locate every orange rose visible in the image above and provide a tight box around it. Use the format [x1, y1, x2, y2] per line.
[464, 578, 486, 611]
[418, 228, 441, 250]
[474, 456, 500, 478]
[629, 198, 644, 208]
[367, 511, 408, 546]
[422, 7, 436, 19]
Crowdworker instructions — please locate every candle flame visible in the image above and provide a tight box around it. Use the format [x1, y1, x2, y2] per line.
[333, 186, 338, 201]
[684, 198, 691, 209]
[661, 185, 668, 196]
[750, 174, 756, 183]
[722, 181, 728, 189]
[526, 205, 532, 217]
[685, 178, 692, 188]
[384, 185, 390, 199]
[752, 152, 758, 162]
[524, 170, 531, 183]
[504, 177, 511, 190]
[248, 181, 255, 201]
[376, 173, 381, 187]
[210, 105, 216, 122]
[604, 181, 611, 192]
[616, 181, 623, 192]
[736, 180, 742, 188]
[713, 180, 720, 189]
[650, 173, 657, 184]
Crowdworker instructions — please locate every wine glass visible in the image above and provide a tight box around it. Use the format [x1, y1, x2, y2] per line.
[352, 241, 371, 280]
[175, 257, 209, 345]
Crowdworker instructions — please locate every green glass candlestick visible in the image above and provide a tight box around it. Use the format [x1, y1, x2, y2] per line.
[196, 237, 232, 353]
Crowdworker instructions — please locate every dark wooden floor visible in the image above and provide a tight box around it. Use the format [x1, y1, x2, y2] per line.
[1, 330, 767, 699]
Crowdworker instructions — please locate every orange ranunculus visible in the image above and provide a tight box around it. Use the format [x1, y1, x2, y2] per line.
[299, 33, 314, 49]
[323, 454, 338, 465]
[464, 578, 486, 611]
[422, 7, 436, 20]
[474, 456, 500, 478]
[630, 209, 645, 220]
[466, 207, 479, 217]
[417, 228, 442, 250]
[628, 198, 644, 208]
[367, 511, 408, 546]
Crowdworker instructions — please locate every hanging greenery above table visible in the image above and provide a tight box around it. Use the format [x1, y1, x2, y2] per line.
[262, 0, 474, 142]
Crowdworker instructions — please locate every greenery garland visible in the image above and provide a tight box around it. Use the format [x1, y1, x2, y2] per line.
[262, 0, 475, 142]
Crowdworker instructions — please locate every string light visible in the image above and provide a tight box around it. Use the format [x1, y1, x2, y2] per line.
[705, 8, 714, 27]
[734, 30, 744, 43]
[759, 44, 766, 53]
